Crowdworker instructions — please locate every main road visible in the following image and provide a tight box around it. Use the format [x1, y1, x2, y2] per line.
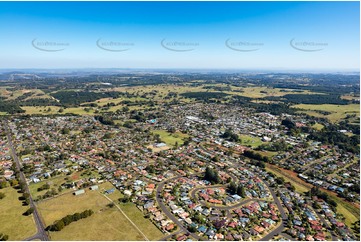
[3, 120, 49, 241]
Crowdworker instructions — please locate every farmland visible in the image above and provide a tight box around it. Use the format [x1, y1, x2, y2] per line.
[293, 104, 360, 123]
[0, 187, 37, 240]
[37, 182, 148, 241]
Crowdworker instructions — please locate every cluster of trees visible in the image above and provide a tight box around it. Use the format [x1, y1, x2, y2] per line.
[309, 128, 359, 153]
[50, 91, 121, 106]
[36, 188, 58, 201]
[0, 100, 25, 114]
[266, 94, 349, 105]
[228, 182, 246, 197]
[95, 115, 114, 125]
[0, 233, 8, 241]
[37, 183, 50, 192]
[307, 186, 337, 211]
[145, 164, 156, 174]
[204, 167, 221, 184]
[180, 92, 229, 101]
[119, 195, 131, 203]
[220, 129, 239, 142]
[243, 150, 270, 163]
[281, 119, 295, 129]
[46, 209, 94, 231]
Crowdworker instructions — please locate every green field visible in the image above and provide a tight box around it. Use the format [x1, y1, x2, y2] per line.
[239, 134, 265, 148]
[0, 187, 37, 240]
[119, 203, 163, 241]
[234, 86, 321, 99]
[28, 175, 68, 199]
[152, 130, 189, 147]
[37, 182, 147, 240]
[49, 207, 145, 241]
[21, 106, 96, 115]
[312, 123, 324, 131]
[293, 104, 360, 123]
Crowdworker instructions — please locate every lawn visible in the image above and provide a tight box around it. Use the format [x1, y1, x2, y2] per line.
[37, 182, 146, 240]
[0, 186, 37, 240]
[293, 104, 360, 123]
[49, 207, 145, 241]
[239, 134, 265, 148]
[119, 203, 163, 241]
[28, 175, 67, 199]
[312, 123, 324, 131]
[152, 130, 189, 147]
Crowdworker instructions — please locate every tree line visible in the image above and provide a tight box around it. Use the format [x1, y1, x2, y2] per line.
[46, 209, 94, 231]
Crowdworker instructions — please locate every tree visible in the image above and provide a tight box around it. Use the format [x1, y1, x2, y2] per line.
[204, 167, 220, 184]
[61, 128, 70, 135]
[220, 129, 239, 142]
[0, 233, 9, 241]
[9, 179, 18, 187]
[23, 207, 34, 216]
[237, 185, 246, 198]
[275, 177, 285, 185]
[0, 181, 7, 189]
[188, 226, 197, 233]
[0, 192, 5, 200]
[54, 220, 65, 231]
[228, 182, 237, 194]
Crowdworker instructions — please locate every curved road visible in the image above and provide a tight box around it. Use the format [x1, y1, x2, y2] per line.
[156, 175, 204, 241]
[156, 168, 288, 241]
[4, 120, 49, 241]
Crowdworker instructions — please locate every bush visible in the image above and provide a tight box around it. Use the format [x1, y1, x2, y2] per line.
[0, 233, 9, 241]
[23, 207, 34, 216]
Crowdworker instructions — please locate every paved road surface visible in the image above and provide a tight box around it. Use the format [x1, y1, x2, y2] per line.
[3, 120, 49, 241]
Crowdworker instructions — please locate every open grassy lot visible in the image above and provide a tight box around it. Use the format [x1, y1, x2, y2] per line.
[21, 106, 96, 115]
[266, 164, 360, 227]
[29, 175, 67, 199]
[293, 104, 360, 123]
[119, 203, 163, 241]
[98, 181, 123, 201]
[235, 87, 321, 98]
[152, 130, 189, 147]
[49, 206, 145, 241]
[341, 94, 360, 101]
[239, 134, 265, 148]
[0, 186, 37, 240]
[0, 88, 52, 101]
[256, 150, 278, 158]
[266, 165, 309, 194]
[312, 123, 324, 130]
[37, 182, 146, 240]
[21, 106, 62, 115]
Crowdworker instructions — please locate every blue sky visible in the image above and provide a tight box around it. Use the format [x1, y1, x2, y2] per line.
[0, 1, 359, 71]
